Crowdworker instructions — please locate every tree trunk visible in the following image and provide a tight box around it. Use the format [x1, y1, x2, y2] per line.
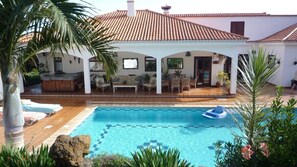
[2, 74, 24, 147]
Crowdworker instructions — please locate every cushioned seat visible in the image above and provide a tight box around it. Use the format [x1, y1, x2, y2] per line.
[21, 99, 63, 115]
[23, 111, 47, 125]
[171, 78, 180, 92]
[143, 77, 156, 92]
[95, 77, 110, 92]
[181, 78, 190, 91]
[190, 77, 198, 88]
[0, 107, 47, 125]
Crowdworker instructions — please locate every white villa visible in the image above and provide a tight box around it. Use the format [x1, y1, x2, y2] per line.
[1, 0, 297, 97]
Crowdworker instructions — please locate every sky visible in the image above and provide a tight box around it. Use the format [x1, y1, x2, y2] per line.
[72, 0, 297, 15]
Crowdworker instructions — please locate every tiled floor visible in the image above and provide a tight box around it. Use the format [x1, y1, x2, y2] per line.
[0, 85, 297, 148]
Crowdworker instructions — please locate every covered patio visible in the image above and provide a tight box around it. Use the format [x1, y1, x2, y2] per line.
[16, 9, 249, 97]
[22, 83, 232, 98]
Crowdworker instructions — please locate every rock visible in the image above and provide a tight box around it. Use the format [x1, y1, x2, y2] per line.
[49, 135, 91, 167]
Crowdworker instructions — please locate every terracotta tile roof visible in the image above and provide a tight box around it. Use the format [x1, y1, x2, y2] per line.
[97, 10, 248, 41]
[171, 13, 269, 17]
[259, 23, 297, 42]
[18, 33, 34, 43]
[170, 13, 297, 17]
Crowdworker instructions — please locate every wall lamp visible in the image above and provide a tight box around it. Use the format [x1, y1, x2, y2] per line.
[212, 52, 219, 64]
[185, 51, 191, 57]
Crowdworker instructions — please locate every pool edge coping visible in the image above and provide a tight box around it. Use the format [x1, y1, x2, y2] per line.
[42, 106, 96, 147]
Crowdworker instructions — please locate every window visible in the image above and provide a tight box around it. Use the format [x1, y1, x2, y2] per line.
[123, 58, 138, 69]
[54, 57, 63, 73]
[237, 54, 249, 80]
[89, 57, 104, 72]
[268, 54, 280, 66]
[145, 57, 156, 71]
[224, 57, 232, 79]
[268, 55, 276, 63]
[167, 58, 183, 69]
[231, 21, 245, 36]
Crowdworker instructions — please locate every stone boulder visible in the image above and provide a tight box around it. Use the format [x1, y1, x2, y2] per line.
[49, 135, 91, 167]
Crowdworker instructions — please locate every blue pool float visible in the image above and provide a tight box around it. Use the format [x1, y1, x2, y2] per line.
[202, 105, 227, 119]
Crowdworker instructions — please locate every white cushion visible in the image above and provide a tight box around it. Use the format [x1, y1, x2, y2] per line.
[95, 77, 104, 84]
[21, 99, 32, 105]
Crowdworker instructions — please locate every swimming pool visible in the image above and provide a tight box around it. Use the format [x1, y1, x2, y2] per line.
[70, 106, 241, 166]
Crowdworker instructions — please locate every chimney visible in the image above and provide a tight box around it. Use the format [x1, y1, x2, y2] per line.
[127, 0, 136, 16]
[161, 4, 171, 15]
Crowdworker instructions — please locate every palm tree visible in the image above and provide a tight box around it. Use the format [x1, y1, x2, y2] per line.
[0, 0, 117, 147]
[234, 48, 278, 166]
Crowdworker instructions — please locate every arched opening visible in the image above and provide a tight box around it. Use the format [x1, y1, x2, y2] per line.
[162, 50, 232, 88]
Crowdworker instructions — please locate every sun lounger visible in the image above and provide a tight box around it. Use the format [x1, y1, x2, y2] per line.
[23, 111, 47, 125]
[0, 108, 46, 126]
[21, 99, 63, 115]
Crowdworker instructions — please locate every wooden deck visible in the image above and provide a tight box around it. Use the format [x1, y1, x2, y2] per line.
[22, 84, 232, 98]
[1, 85, 296, 148]
[0, 98, 86, 147]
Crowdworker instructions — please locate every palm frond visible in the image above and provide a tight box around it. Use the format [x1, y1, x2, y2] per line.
[75, 18, 118, 77]
[1, 0, 117, 77]
[235, 48, 279, 148]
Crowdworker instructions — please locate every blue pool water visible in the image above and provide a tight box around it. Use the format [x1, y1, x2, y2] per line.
[71, 107, 241, 167]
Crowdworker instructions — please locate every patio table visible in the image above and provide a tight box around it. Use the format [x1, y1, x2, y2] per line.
[113, 84, 138, 93]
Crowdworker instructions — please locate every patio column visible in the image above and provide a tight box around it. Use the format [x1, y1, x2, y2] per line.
[156, 57, 162, 94]
[230, 55, 238, 94]
[83, 58, 91, 94]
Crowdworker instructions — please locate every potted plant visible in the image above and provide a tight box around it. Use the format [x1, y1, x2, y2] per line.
[144, 73, 150, 83]
[162, 69, 170, 80]
[225, 79, 231, 93]
[174, 70, 182, 77]
[216, 71, 225, 87]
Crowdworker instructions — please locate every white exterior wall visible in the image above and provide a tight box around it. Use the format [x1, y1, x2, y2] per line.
[283, 44, 297, 87]
[38, 53, 83, 74]
[61, 55, 84, 73]
[164, 52, 195, 77]
[262, 43, 297, 87]
[180, 16, 297, 41]
[260, 44, 285, 86]
[116, 52, 154, 76]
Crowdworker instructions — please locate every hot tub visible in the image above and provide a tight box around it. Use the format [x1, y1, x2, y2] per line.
[41, 73, 83, 92]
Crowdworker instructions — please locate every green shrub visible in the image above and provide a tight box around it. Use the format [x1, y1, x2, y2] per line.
[214, 137, 248, 167]
[23, 68, 41, 86]
[215, 87, 297, 167]
[265, 86, 297, 167]
[0, 144, 55, 167]
[92, 154, 132, 167]
[127, 148, 193, 167]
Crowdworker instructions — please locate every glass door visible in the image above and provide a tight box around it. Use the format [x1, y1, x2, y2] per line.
[194, 57, 212, 86]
